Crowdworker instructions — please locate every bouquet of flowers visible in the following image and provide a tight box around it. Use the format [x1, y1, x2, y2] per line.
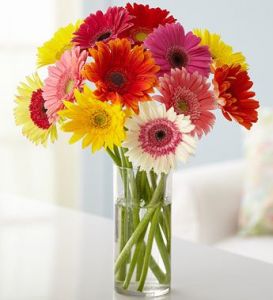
[14, 3, 259, 297]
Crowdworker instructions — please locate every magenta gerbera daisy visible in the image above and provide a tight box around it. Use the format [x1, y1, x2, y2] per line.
[144, 23, 211, 77]
[154, 68, 216, 139]
[43, 47, 88, 123]
[72, 6, 133, 49]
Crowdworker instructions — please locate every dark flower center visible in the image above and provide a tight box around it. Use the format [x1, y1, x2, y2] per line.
[107, 71, 127, 89]
[29, 89, 51, 130]
[139, 119, 182, 157]
[167, 46, 188, 68]
[147, 123, 173, 147]
[110, 73, 125, 87]
[97, 31, 112, 42]
[155, 130, 166, 141]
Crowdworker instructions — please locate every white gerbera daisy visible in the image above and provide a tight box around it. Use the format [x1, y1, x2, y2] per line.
[123, 102, 196, 174]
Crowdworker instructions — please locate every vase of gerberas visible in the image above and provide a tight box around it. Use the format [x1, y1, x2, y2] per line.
[14, 2, 259, 297]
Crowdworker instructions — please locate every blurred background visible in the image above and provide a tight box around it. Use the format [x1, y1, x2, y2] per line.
[0, 1, 273, 298]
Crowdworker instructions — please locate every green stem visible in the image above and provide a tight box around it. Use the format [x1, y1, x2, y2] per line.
[159, 213, 168, 241]
[106, 147, 121, 166]
[149, 174, 166, 207]
[149, 255, 166, 284]
[113, 145, 121, 161]
[135, 229, 167, 284]
[123, 235, 144, 289]
[136, 242, 145, 281]
[138, 207, 161, 292]
[155, 225, 170, 279]
[164, 205, 171, 253]
[115, 206, 157, 274]
[150, 170, 157, 190]
[117, 207, 126, 281]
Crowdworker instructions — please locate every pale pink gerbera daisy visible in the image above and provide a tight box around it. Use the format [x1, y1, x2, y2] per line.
[123, 102, 196, 174]
[72, 7, 134, 49]
[144, 23, 211, 77]
[43, 47, 88, 122]
[154, 68, 216, 139]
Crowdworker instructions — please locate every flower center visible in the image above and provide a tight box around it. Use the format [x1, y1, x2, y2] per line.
[29, 89, 51, 129]
[110, 72, 125, 87]
[177, 100, 189, 113]
[148, 125, 172, 147]
[65, 79, 74, 94]
[135, 32, 148, 42]
[106, 70, 127, 90]
[173, 87, 201, 120]
[167, 46, 188, 68]
[97, 31, 112, 42]
[155, 130, 166, 141]
[131, 27, 150, 43]
[90, 110, 111, 129]
[139, 118, 182, 157]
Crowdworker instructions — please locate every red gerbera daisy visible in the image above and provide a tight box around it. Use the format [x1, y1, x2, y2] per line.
[122, 3, 176, 45]
[72, 7, 133, 49]
[83, 38, 159, 112]
[213, 64, 259, 129]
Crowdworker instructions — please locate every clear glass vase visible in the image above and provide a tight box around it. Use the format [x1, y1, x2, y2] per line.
[114, 166, 172, 297]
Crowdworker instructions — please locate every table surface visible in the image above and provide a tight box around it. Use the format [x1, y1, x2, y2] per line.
[0, 196, 273, 300]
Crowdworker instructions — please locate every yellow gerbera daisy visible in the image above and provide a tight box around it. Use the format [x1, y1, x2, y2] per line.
[193, 28, 248, 70]
[59, 86, 126, 152]
[36, 20, 82, 68]
[14, 73, 58, 146]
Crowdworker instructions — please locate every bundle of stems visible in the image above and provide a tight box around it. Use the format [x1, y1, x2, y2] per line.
[107, 146, 171, 292]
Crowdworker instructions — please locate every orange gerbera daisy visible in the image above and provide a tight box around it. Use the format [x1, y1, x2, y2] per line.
[213, 64, 259, 129]
[83, 38, 159, 111]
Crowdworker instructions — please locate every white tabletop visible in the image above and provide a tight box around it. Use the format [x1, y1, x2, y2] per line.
[0, 196, 273, 300]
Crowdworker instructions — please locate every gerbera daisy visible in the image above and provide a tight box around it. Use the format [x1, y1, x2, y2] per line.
[144, 23, 211, 77]
[59, 86, 126, 153]
[193, 29, 248, 71]
[43, 46, 88, 123]
[122, 3, 176, 45]
[36, 20, 82, 68]
[14, 73, 57, 146]
[213, 64, 259, 129]
[123, 102, 196, 174]
[83, 38, 159, 112]
[154, 68, 216, 139]
[72, 6, 133, 49]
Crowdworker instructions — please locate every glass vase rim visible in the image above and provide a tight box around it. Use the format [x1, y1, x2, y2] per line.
[114, 165, 172, 176]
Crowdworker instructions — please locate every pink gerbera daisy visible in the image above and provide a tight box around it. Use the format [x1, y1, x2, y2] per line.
[144, 23, 211, 77]
[43, 47, 88, 123]
[124, 102, 196, 174]
[154, 68, 216, 139]
[72, 7, 133, 49]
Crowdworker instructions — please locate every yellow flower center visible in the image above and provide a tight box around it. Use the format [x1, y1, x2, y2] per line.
[65, 79, 74, 94]
[135, 32, 148, 42]
[91, 110, 111, 129]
